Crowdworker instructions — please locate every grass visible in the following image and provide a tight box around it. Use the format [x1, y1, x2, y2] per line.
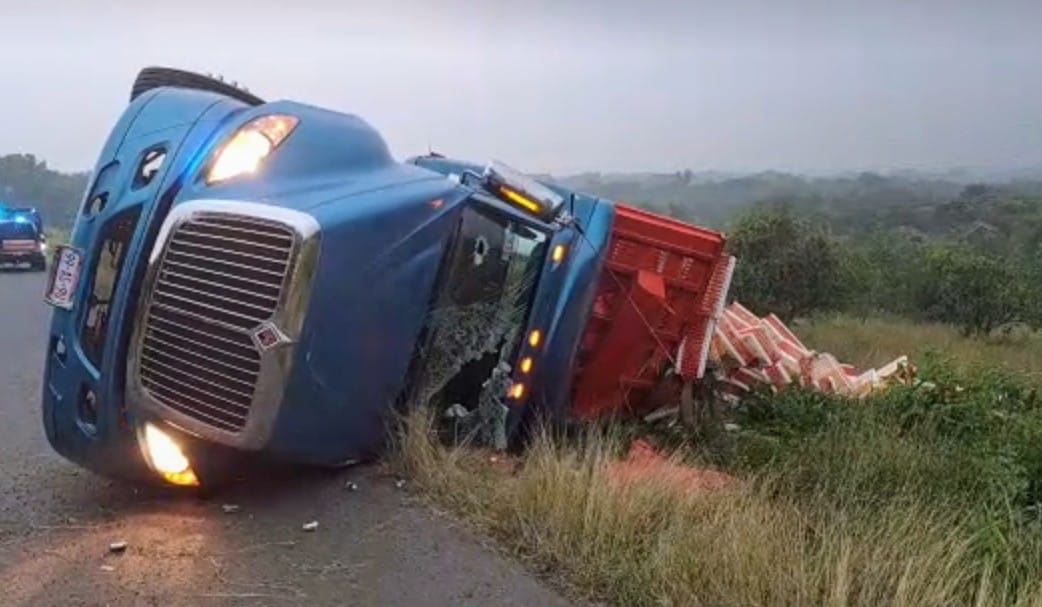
[47, 228, 69, 243]
[396, 317, 1042, 607]
[795, 314, 1042, 382]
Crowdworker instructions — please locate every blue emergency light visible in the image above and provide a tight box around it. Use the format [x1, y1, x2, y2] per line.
[0, 204, 43, 232]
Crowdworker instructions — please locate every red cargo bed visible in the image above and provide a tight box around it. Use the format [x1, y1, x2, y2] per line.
[571, 203, 733, 419]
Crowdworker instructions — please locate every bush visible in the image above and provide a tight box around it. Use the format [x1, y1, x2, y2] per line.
[724, 206, 1042, 332]
[916, 245, 1034, 335]
[699, 359, 1042, 572]
[727, 206, 849, 320]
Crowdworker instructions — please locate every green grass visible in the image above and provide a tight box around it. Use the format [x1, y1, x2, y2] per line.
[397, 317, 1042, 606]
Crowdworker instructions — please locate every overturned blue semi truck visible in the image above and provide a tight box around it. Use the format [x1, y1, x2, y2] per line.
[41, 68, 731, 487]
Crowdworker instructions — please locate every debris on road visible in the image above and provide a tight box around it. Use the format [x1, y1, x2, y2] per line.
[222, 504, 240, 514]
[99, 565, 115, 572]
[302, 521, 319, 532]
[395, 479, 406, 489]
[108, 541, 127, 554]
[346, 481, 358, 491]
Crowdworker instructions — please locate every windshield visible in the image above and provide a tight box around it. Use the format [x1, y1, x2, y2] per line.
[0, 221, 40, 240]
[410, 203, 549, 413]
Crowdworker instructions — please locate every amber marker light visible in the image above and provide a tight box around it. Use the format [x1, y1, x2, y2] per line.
[499, 186, 542, 214]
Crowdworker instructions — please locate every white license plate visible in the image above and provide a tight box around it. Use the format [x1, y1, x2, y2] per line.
[44, 246, 84, 310]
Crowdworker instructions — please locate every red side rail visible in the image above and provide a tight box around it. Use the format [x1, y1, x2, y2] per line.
[571, 203, 732, 419]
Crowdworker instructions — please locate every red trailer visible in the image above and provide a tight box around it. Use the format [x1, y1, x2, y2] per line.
[570, 203, 734, 419]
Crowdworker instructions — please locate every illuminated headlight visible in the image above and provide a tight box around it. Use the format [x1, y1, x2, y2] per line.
[140, 423, 199, 487]
[39, 242, 47, 252]
[206, 114, 299, 184]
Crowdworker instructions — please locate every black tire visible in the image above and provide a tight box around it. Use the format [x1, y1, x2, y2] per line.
[130, 66, 265, 106]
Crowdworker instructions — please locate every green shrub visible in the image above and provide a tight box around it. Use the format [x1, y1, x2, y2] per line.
[916, 245, 1035, 335]
[727, 206, 849, 320]
[694, 359, 1042, 580]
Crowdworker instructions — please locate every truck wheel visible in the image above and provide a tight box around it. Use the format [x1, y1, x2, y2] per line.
[130, 67, 265, 106]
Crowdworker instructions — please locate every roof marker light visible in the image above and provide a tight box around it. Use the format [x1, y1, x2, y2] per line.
[498, 186, 542, 214]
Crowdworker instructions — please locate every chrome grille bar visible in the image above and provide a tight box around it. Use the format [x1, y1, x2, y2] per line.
[136, 209, 294, 433]
[128, 200, 320, 450]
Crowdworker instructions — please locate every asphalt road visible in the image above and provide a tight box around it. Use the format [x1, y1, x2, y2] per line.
[0, 271, 575, 607]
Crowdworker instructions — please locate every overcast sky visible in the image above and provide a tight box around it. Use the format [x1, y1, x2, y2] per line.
[1, 0, 1040, 175]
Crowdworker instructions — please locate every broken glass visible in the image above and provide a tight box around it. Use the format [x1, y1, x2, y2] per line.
[412, 205, 547, 449]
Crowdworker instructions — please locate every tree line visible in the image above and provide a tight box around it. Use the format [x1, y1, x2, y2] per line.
[563, 171, 1042, 335]
[5, 152, 1041, 334]
[0, 154, 90, 228]
[726, 204, 1042, 335]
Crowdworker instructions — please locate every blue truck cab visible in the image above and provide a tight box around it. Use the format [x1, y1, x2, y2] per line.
[0, 205, 47, 271]
[41, 68, 615, 486]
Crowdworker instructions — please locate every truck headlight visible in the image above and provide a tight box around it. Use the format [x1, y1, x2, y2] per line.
[141, 423, 199, 487]
[206, 114, 299, 184]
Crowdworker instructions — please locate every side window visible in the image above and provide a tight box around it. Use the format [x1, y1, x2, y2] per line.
[81, 207, 141, 367]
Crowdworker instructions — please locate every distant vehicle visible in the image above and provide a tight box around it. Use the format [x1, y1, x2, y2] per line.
[0, 205, 47, 271]
[41, 67, 733, 488]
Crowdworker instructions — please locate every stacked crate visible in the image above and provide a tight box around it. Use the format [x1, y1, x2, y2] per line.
[709, 302, 912, 401]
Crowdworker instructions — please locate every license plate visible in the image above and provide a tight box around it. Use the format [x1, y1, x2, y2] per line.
[44, 246, 84, 310]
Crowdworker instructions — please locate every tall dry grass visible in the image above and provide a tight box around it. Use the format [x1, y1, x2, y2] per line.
[396, 408, 1042, 607]
[795, 314, 1042, 382]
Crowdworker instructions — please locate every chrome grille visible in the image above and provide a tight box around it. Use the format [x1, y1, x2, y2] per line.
[138, 213, 295, 433]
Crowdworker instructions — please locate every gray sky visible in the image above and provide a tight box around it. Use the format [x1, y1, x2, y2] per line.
[2, 0, 1041, 175]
